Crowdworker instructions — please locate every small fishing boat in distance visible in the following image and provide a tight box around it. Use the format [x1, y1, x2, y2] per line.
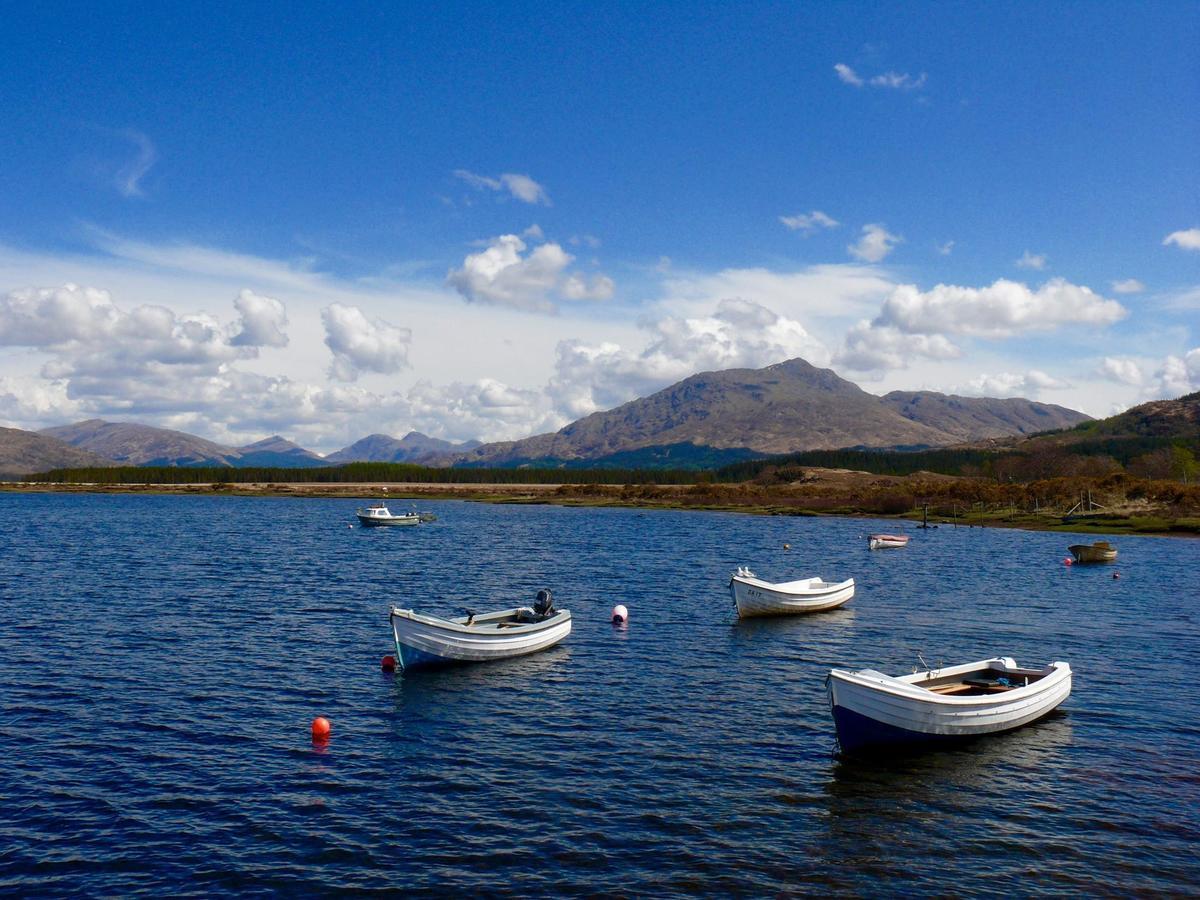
[827, 656, 1071, 753]
[1068, 541, 1117, 563]
[356, 502, 421, 527]
[868, 533, 909, 550]
[389, 589, 571, 672]
[729, 567, 854, 617]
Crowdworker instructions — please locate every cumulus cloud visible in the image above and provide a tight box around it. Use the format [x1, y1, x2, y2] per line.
[230, 289, 288, 348]
[453, 169, 550, 205]
[1099, 356, 1144, 385]
[547, 298, 829, 419]
[1016, 250, 1047, 270]
[848, 224, 901, 263]
[1163, 228, 1200, 251]
[834, 277, 1126, 373]
[936, 240, 955, 256]
[320, 303, 411, 382]
[1111, 278, 1145, 294]
[446, 233, 613, 313]
[835, 321, 961, 371]
[1149, 349, 1200, 398]
[873, 278, 1125, 338]
[958, 370, 1070, 398]
[780, 210, 839, 234]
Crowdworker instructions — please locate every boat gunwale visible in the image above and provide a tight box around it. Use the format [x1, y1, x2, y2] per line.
[828, 658, 1071, 706]
[728, 573, 855, 595]
[391, 606, 572, 636]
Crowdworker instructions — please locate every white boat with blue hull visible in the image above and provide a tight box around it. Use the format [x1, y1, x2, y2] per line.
[827, 656, 1071, 753]
[389, 590, 571, 673]
[729, 567, 855, 617]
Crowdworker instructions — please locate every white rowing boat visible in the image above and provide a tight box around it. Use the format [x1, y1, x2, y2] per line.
[827, 656, 1071, 753]
[729, 567, 855, 617]
[868, 533, 909, 550]
[389, 590, 571, 672]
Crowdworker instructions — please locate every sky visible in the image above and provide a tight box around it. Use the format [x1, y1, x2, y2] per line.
[1, 1, 1197, 452]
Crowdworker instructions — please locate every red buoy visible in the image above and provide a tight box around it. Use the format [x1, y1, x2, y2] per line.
[1062, 557, 1073, 566]
[381, 655, 397, 672]
[311, 716, 331, 742]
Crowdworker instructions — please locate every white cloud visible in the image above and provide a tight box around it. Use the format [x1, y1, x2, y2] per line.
[453, 169, 550, 205]
[834, 63, 926, 90]
[869, 71, 927, 90]
[936, 240, 955, 256]
[446, 233, 613, 313]
[836, 321, 961, 371]
[547, 298, 829, 419]
[875, 278, 1125, 338]
[561, 273, 615, 301]
[1147, 349, 1200, 399]
[1016, 250, 1047, 270]
[780, 210, 839, 234]
[660, 263, 895, 324]
[115, 130, 158, 198]
[1111, 278, 1145, 294]
[848, 224, 902, 263]
[230, 289, 288, 348]
[1099, 356, 1144, 385]
[320, 303, 411, 382]
[834, 63, 863, 86]
[1163, 228, 1200, 251]
[958, 370, 1070, 398]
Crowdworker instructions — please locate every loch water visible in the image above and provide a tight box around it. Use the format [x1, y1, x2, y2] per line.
[1, 492, 1198, 896]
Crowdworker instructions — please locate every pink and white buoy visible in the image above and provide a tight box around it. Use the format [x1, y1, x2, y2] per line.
[611, 604, 628, 625]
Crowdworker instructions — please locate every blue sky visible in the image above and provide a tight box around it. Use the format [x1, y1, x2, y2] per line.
[1, 2, 1197, 450]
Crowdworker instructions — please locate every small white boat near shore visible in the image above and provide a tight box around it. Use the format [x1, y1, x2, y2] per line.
[868, 533, 909, 550]
[389, 590, 571, 672]
[729, 567, 855, 617]
[827, 656, 1072, 753]
[356, 502, 420, 527]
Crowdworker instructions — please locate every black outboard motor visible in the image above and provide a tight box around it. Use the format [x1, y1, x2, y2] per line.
[533, 589, 554, 617]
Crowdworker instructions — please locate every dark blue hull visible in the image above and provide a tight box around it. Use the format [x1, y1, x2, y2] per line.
[833, 705, 964, 754]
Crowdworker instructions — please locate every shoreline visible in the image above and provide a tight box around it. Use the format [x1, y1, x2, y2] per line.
[4, 480, 1197, 538]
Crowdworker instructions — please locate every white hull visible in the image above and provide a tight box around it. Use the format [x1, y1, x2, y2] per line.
[357, 512, 420, 526]
[828, 656, 1071, 751]
[729, 572, 855, 617]
[390, 607, 571, 671]
[868, 534, 909, 550]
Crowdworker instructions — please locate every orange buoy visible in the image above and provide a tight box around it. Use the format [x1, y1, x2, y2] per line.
[311, 716, 331, 742]
[381, 655, 396, 672]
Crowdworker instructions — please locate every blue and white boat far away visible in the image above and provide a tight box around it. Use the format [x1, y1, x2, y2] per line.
[356, 502, 421, 527]
[389, 589, 571, 673]
[729, 567, 855, 617]
[826, 656, 1072, 753]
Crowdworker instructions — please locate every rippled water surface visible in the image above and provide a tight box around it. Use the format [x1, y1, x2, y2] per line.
[2, 492, 1198, 895]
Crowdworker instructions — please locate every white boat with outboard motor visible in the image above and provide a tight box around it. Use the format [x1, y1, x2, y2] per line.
[389, 589, 571, 672]
[826, 655, 1072, 753]
[356, 502, 421, 527]
[729, 567, 855, 617]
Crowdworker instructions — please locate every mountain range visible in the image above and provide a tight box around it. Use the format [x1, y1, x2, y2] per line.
[444, 358, 1090, 467]
[1, 357, 1095, 476]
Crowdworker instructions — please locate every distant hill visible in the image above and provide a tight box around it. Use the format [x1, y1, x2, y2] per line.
[1074, 391, 1199, 440]
[0, 426, 117, 477]
[41, 419, 242, 467]
[235, 435, 328, 468]
[40, 420, 327, 468]
[326, 431, 480, 464]
[881, 391, 1090, 442]
[447, 358, 1091, 467]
